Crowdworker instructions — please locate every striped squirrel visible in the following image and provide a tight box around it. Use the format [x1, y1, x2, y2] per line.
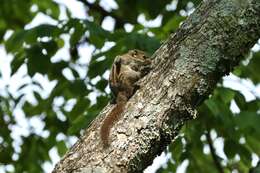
[100, 49, 151, 147]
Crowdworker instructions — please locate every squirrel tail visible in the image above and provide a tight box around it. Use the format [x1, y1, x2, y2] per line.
[100, 101, 126, 147]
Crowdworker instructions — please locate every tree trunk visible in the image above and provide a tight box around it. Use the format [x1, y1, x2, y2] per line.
[52, 0, 260, 172]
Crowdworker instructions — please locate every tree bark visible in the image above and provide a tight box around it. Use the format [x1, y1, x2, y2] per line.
[52, 0, 260, 173]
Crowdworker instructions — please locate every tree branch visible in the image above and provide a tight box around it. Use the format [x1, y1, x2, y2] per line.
[52, 0, 260, 172]
[205, 129, 224, 173]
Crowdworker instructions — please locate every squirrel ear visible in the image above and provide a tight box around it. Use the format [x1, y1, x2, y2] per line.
[129, 49, 138, 57]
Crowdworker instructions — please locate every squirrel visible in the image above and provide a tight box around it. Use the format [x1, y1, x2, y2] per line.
[100, 49, 152, 147]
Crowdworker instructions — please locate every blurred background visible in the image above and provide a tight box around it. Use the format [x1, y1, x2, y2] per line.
[0, 0, 259, 172]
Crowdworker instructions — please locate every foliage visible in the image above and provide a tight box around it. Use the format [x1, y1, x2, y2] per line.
[0, 0, 259, 173]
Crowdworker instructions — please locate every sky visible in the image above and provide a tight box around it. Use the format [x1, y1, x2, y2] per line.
[0, 0, 259, 173]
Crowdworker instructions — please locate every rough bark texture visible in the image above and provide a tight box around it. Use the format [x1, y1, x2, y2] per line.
[52, 0, 260, 173]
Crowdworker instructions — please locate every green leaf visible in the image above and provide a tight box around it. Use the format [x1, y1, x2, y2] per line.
[23, 101, 42, 117]
[6, 24, 61, 53]
[26, 44, 51, 76]
[57, 141, 67, 156]
[235, 111, 260, 135]
[69, 20, 86, 46]
[250, 162, 260, 173]
[96, 78, 108, 91]
[70, 98, 90, 120]
[48, 61, 68, 80]
[88, 58, 111, 78]
[224, 139, 237, 159]
[11, 50, 26, 75]
[245, 99, 260, 112]
[169, 137, 183, 162]
[238, 144, 252, 166]
[85, 21, 110, 48]
[234, 91, 246, 110]
[68, 80, 88, 97]
[238, 52, 260, 84]
[33, 0, 60, 19]
[41, 40, 59, 56]
[215, 87, 235, 104]
[5, 30, 28, 52]
[68, 115, 88, 135]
